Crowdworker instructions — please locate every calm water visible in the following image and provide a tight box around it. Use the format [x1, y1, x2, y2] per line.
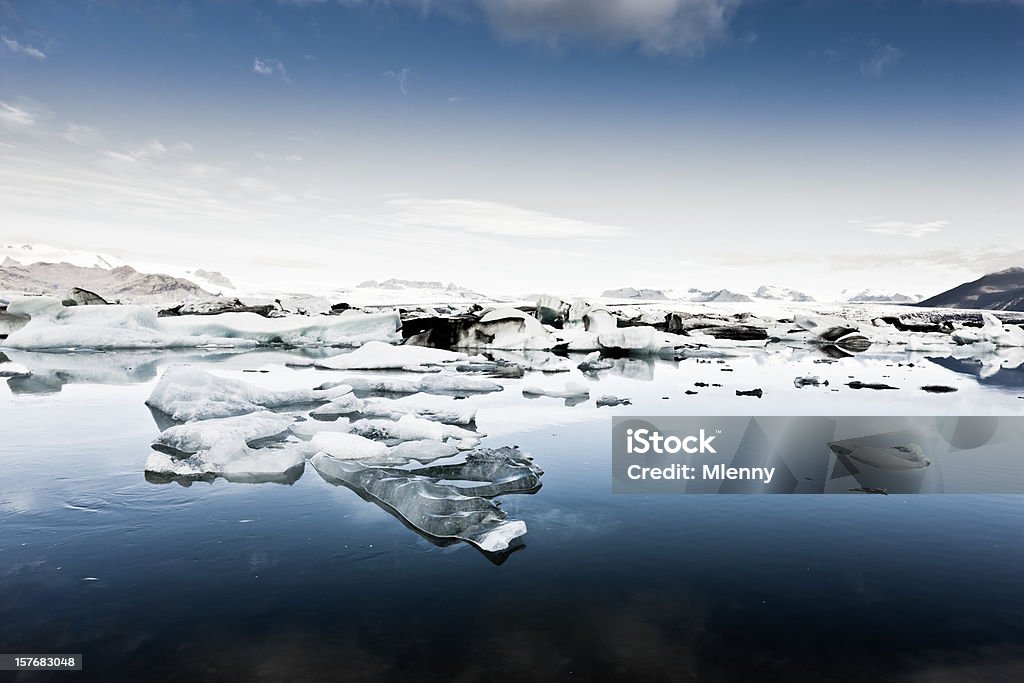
[2, 348, 1023, 682]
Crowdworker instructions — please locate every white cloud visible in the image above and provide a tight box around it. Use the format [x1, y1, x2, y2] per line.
[253, 57, 289, 81]
[861, 42, 904, 77]
[373, 197, 629, 239]
[1, 35, 46, 60]
[291, 1, 742, 56]
[0, 100, 37, 129]
[62, 123, 105, 147]
[384, 68, 411, 94]
[104, 139, 193, 163]
[850, 218, 948, 238]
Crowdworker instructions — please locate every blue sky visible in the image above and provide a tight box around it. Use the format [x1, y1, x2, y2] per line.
[1, 0, 1021, 296]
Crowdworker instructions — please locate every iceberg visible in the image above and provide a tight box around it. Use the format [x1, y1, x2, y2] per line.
[146, 366, 351, 421]
[311, 452, 530, 552]
[951, 313, 1024, 348]
[312, 341, 466, 371]
[152, 411, 294, 455]
[349, 414, 480, 444]
[145, 441, 305, 482]
[310, 432, 389, 460]
[522, 381, 591, 400]
[0, 351, 31, 377]
[0, 296, 401, 350]
[340, 373, 503, 397]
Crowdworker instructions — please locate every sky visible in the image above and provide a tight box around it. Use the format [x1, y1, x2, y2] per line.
[0, 0, 1022, 298]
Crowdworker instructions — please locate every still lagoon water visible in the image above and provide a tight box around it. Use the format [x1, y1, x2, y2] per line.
[2, 348, 1023, 681]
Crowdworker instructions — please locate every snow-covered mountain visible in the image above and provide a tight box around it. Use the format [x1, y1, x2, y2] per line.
[752, 285, 815, 302]
[0, 260, 211, 304]
[918, 267, 1024, 311]
[685, 288, 752, 303]
[600, 287, 670, 300]
[846, 289, 922, 304]
[2, 243, 127, 271]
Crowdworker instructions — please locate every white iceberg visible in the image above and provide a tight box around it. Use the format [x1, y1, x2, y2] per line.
[312, 341, 466, 371]
[1, 296, 401, 350]
[951, 313, 1024, 348]
[310, 431, 389, 460]
[146, 366, 351, 421]
[145, 441, 305, 481]
[522, 381, 591, 400]
[350, 414, 480, 443]
[152, 411, 294, 455]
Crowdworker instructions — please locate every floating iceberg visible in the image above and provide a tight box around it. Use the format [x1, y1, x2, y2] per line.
[1, 297, 400, 350]
[310, 432, 389, 460]
[341, 373, 503, 397]
[145, 441, 305, 482]
[146, 366, 350, 421]
[0, 351, 31, 378]
[311, 451, 531, 552]
[349, 414, 480, 444]
[522, 381, 591, 400]
[311, 341, 466, 371]
[152, 411, 294, 455]
[951, 313, 1024, 348]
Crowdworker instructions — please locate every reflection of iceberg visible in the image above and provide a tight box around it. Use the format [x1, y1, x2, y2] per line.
[312, 455, 527, 552]
[928, 351, 1024, 388]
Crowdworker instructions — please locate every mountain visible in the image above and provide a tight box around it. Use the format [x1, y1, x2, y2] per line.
[753, 285, 815, 302]
[601, 287, 669, 300]
[686, 288, 752, 303]
[0, 261, 211, 304]
[917, 267, 1024, 311]
[847, 289, 922, 304]
[2, 243, 127, 270]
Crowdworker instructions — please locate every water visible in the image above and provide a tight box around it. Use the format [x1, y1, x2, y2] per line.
[2, 348, 1023, 682]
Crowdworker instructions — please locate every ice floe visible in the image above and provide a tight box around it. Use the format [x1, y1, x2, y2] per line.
[146, 366, 350, 421]
[1, 296, 400, 350]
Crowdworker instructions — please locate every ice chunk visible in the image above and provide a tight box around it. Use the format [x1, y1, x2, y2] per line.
[1, 296, 401, 350]
[415, 373, 503, 395]
[341, 373, 503, 397]
[578, 351, 613, 373]
[410, 446, 544, 497]
[152, 411, 294, 455]
[358, 399, 477, 426]
[350, 414, 480, 443]
[596, 395, 632, 407]
[522, 381, 591, 400]
[310, 431, 388, 460]
[0, 352, 31, 378]
[314, 341, 466, 371]
[146, 366, 350, 421]
[951, 312, 1024, 348]
[145, 441, 305, 482]
[158, 309, 402, 346]
[309, 392, 363, 417]
[385, 440, 460, 463]
[311, 453, 529, 552]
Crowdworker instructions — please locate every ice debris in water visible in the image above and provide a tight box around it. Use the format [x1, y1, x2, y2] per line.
[152, 411, 294, 455]
[2, 296, 401, 350]
[522, 381, 591, 400]
[339, 373, 502, 397]
[0, 352, 31, 378]
[311, 446, 540, 552]
[951, 312, 1024, 348]
[146, 366, 351, 421]
[348, 414, 480, 444]
[309, 341, 467, 371]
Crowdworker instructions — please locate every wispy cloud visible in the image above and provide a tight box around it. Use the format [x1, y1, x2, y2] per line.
[384, 68, 411, 94]
[253, 57, 289, 81]
[861, 42, 904, 77]
[353, 197, 630, 239]
[850, 217, 948, 238]
[104, 139, 193, 163]
[0, 100, 37, 130]
[1, 35, 46, 60]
